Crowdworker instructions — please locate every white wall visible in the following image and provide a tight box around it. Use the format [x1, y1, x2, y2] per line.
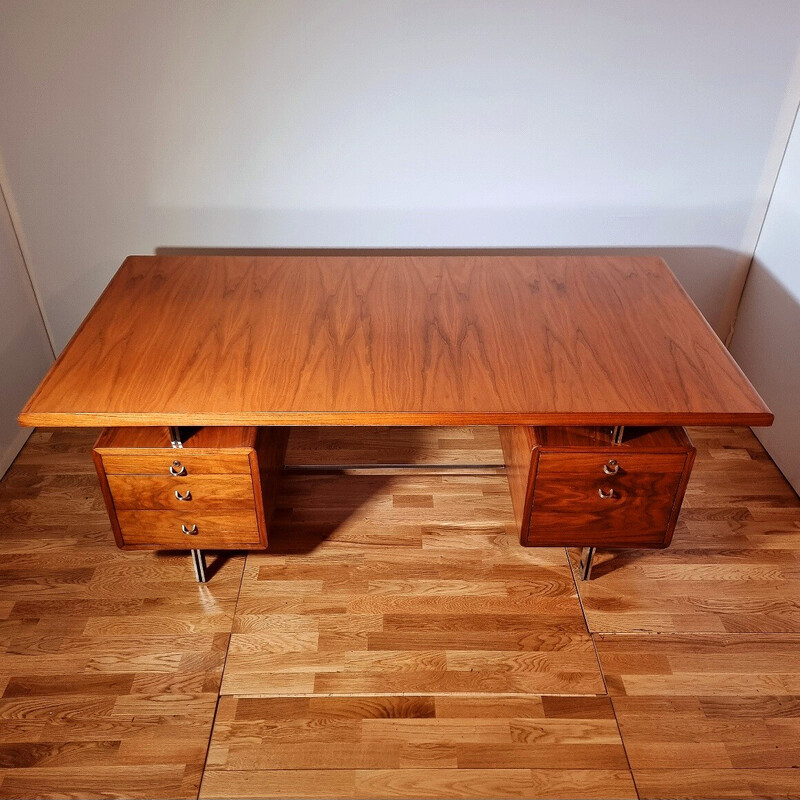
[0, 0, 799, 352]
[0, 179, 54, 476]
[730, 109, 800, 494]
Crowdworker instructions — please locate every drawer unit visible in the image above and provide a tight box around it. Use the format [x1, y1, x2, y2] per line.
[93, 426, 288, 551]
[500, 426, 695, 548]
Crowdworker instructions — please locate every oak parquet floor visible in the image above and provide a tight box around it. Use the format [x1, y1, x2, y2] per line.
[574, 426, 800, 799]
[223, 467, 602, 696]
[285, 426, 506, 467]
[2, 425, 800, 798]
[0, 429, 246, 799]
[201, 695, 636, 799]
[596, 634, 800, 799]
[572, 427, 800, 634]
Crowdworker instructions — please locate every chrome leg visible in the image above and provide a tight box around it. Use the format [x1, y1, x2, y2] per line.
[579, 547, 596, 581]
[169, 426, 184, 448]
[611, 425, 625, 445]
[191, 549, 207, 583]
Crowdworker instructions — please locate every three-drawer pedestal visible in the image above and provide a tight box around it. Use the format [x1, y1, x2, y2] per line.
[500, 426, 695, 549]
[93, 426, 288, 551]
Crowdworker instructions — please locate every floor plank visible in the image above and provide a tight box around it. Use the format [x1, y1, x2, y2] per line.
[201, 695, 636, 799]
[223, 469, 601, 697]
[572, 426, 800, 634]
[285, 426, 505, 467]
[0, 429, 244, 799]
[596, 633, 800, 799]
[3, 424, 800, 798]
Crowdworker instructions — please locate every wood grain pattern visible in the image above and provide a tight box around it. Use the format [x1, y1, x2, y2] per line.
[530, 480, 682, 546]
[286, 426, 505, 467]
[596, 634, 800, 799]
[501, 425, 695, 548]
[536, 426, 693, 450]
[572, 426, 800, 634]
[202, 768, 635, 800]
[19, 255, 772, 427]
[94, 426, 288, 551]
[498, 426, 535, 534]
[201, 695, 636, 799]
[106, 474, 256, 510]
[255, 427, 291, 547]
[0, 427, 245, 799]
[116, 509, 261, 549]
[95, 426, 257, 474]
[3, 424, 800, 798]
[222, 468, 603, 697]
[100, 452, 251, 476]
[95, 426, 259, 450]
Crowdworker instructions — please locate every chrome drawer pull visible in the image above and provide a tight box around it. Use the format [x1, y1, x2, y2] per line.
[181, 523, 198, 535]
[598, 487, 615, 499]
[602, 459, 620, 475]
[169, 460, 187, 477]
[174, 489, 192, 502]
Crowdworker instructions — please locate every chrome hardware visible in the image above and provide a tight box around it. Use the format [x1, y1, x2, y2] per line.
[191, 549, 207, 582]
[603, 459, 620, 475]
[598, 487, 615, 499]
[169, 426, 184, 448]
[174, 489, 192, 502]
[611, 425, 625, 445]
[181, 523, 198, 535]
[579, 547, 596, 580]
[169, 460, 187, 477]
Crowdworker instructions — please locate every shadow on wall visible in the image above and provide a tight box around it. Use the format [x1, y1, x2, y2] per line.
[730, 259, 800, 495]
[154, 244, 750, 339]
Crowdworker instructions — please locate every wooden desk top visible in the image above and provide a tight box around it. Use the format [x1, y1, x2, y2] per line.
[19, 255, 772, 428]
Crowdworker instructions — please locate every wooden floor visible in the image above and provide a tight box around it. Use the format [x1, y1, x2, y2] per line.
[0, 426, 798, 799]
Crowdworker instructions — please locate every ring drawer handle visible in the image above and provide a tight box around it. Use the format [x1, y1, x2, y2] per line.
[602, 459, 620, 475]
[174, 489, 192, 502]
[598, 487, 615, 499]
[169, 460, 187, 477]
[181, 523, 198, 535]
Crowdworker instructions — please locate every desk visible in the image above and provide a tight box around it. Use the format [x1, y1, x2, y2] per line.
[19, 255, 772, 580]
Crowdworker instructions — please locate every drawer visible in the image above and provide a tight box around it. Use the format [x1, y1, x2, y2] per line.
[538, 451, 687, 475]
[117, 509, 261, 549]
[526, 459, 687, 547]
[101, 450, 252, 476]
[107, 474, 256, 511]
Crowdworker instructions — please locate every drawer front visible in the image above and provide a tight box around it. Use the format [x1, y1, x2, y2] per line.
[100, 450, 252, 476]
[107, 474, 256, 511]
[526, 455, 687, 547]
[538, 451, 687, 475]
[117, 509, 261, 549]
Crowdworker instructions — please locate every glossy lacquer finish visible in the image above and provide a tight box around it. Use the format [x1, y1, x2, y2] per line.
[19, 255, 772, 427]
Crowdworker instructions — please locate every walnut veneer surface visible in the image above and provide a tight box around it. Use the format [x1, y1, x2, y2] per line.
[19, 255, 771, 428]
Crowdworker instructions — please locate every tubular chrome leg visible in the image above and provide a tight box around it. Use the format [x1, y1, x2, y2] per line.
[169, 426, 184, 448]
[611, 425, 625, 445]
[579, 547, 596, 581]
[191, 549, 207, 583]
